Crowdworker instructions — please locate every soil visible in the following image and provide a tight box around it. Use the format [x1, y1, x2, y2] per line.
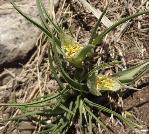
[124, 86, 149, 128]
[0, 0, 149, 134]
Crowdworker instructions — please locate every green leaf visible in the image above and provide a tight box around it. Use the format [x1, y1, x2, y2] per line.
[88, 5, 108, 44]
[84, 98, 141, 130]
[52, 118, 68, 134]
[48, 47, 64, 89]
[39, 0, 62, 33]
[79, 100, 83, 134]
[10, 0, 60, 45]
[36, 0, 62, 54]
[73, 45, 94, 67]
[0, 88, 69, 107]
[59, 104, 74, 116]
[88, 114, 93, 134]
[113, 60, 149, 84]
[36, 0, 49, 29]
[84, 104, 109, 132]
[63, 96, 81, 133]
[93, 9, 149, 45]
[0, 108, 64, 123]
[66, 101, 74, 120]
[87, 72, 101, 96]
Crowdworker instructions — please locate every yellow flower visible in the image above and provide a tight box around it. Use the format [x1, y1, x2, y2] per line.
[96, 75, 121, 91]
[61, 34, 94, 67]
[87, 73, 122, 96]
[62, 35, 83, 59]
[64, 43, 83, 59]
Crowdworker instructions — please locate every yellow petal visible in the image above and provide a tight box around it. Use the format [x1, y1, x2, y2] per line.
[62, 35, 83, 59]
[96, 75, 121, 91]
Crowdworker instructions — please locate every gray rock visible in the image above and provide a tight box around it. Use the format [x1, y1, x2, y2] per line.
[0, 1, 40, 65]
[0, 0, 59, 66]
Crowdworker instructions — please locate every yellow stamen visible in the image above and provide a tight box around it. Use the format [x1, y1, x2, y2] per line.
[96, 75, 114, 90]
[63, 35, 83, 59]
[64, 44, 82, 58]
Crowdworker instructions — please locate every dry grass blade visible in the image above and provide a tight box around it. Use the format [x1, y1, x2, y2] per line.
[77, 0, 113, 27]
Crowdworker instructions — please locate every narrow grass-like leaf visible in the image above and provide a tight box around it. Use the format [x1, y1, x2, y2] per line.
[60, 104, 74, 116]
[0, 88, 69, 107]
[73, 95, 81, 117]
[62, 96, 80, 133]
[132, 67, 149, 83]
[0, 111, 42, 123]
[93, 9, 149, 45]
[84, 98, 141, 130]
[79, 100, 83, 134]
[66, 101, 74, 120]
[36, 0, 63, 54]
[113, 60, 149, 84]
[10, 1, 60, 45]
[48, 47, 64, 89]
[64, 96, 81, 133]
[84, 104, 109, 132]
[36, 0, 50, 30]
[0, 108, 63, 123]
[39, 0, 62, 33]
[88, 5, 108, 44]
[52, 118, 68, 134]
[88, 114, 93, 134]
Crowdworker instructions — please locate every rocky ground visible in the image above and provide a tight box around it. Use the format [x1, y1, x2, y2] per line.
[0, 0, 149, 134]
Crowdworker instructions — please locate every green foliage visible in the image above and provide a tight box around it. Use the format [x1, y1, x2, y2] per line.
[1, 0, 149, 133]
[112, 60, 149, 84]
